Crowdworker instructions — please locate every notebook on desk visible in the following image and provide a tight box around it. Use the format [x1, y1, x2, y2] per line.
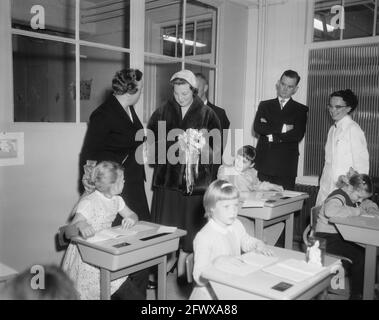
[263, 259, 325, 283]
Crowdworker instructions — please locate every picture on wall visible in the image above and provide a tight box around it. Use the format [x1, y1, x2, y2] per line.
[0, 132, 24, 166]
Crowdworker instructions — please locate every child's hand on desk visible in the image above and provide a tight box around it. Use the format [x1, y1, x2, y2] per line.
[77, 221, 95, 239]
[254, 240, 274, 256]
[121, 217, 137, 229]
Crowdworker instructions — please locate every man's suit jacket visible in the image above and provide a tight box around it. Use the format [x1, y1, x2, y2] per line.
[207, 101, 230, 156]
[80, 94, 150, 221]
[253, 97, 308, 178]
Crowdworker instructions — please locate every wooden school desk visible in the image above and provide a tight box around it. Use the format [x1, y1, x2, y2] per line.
[239, 191, 309, 249]
[202, 246, 340, 300]
[330, 215, 379, 300]
[72, 221, 186, 300]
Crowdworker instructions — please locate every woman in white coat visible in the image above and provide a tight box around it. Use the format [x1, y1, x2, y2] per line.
[316, 89, 369, 205]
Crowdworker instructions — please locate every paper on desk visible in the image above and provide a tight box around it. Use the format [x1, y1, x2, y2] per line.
[157, 225, 177, 233]
[86, 228, 136, 243]
[214, 256, 261, 276]
[263, 259, 325, 282]
[241, 252, 279, 267]
[282, 191, 303, 198]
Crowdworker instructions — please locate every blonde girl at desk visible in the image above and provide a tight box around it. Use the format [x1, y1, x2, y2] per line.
[315, 169, 376, 300]
[217, 145, 284, 245]
[190, 180, 273, 300]
[62, 161, 138, 300]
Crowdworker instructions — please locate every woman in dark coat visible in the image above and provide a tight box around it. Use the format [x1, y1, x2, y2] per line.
[80, 68, 150, 224]
[79, 69, 150, 299]
[147, 69, 221, 282]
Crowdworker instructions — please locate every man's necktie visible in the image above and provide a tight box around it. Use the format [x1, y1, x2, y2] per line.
[280, 99, 285, 109]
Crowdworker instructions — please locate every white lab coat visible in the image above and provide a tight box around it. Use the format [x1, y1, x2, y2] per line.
[316, 115, 369, 205]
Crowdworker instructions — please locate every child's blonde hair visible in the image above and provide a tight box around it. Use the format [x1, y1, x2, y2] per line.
[203, 179, 240, 219]
[90, 161, 124, 194]
[336, 168, 373, 196]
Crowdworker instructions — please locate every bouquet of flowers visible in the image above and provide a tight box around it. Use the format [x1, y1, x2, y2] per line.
[178, 129, 206, 194]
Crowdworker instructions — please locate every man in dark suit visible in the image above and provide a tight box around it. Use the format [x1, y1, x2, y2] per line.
[195, 73, 230, 169]
[253, 70, 308, 191]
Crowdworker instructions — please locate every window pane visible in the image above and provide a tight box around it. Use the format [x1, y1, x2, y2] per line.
[178, 23, 195, 57]
[196, 19, 213, 55]
[12, 0, 76, 38]
[13, 35, 75, 122]
[145, 0, 182, 56]
[313, 0, 342, 42]
[80, 0, 130, 48]
[186, 0, 217, 64]
[343, 3, 375, 39]
[80, 47, 130, 122]
[143, 56, 182, 122]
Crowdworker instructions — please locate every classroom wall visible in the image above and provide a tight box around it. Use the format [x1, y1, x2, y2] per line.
[242, 0, 309, 178]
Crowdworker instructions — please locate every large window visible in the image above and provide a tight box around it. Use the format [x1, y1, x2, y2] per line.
[313, 0, 379, 42]
[304, 44, 379, 178]
[11, 0, 130, 123]
[11, 0, 218, 123]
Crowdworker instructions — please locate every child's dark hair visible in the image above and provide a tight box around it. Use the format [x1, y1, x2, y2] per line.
[0, 265, 78, 300]
[337, 172, 373, 196]
[203, 179, 240, 219]
[237, 145, 256, 163]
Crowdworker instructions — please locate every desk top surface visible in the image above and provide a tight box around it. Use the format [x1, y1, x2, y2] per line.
[0, 263, 18, 282]
[202, 246, 339, 300]
[330, 216, 379, 231]
[241, 191, 309, 208]
[73, 221, 186, 256]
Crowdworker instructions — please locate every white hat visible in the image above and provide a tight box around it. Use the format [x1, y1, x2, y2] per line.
[170, 69, 197, 88]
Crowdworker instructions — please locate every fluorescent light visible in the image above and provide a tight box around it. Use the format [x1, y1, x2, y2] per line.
[314, 18, 334, 32]
[314, 18, 324, 31]
[162, 35, 206, 48]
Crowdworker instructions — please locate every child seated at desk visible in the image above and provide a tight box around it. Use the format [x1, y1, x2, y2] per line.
[217, 145, 284, 193]
[315, 169, 375, 300]
[190, 180, 273, 300]
[62, 161, 139, 300]
[218, 145, 284, 245]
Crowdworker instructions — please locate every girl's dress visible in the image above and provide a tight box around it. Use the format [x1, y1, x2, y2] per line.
[62, 190, 126, 300]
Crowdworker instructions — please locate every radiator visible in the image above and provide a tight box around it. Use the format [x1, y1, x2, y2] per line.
[293, 184, 319, 242]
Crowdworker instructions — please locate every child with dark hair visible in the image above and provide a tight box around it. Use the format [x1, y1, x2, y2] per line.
[218, 145, 283, 193]
[315, 168, 375, 300]
[0, 265, 78, 300]
[217, 145, 284, 245]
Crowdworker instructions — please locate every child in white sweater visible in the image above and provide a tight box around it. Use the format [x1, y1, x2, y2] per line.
[190, 180, 273, 299]
[218, 145, 284, 245]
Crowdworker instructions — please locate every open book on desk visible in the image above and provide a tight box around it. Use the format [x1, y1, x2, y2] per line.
[85, 224, 155, 243]
[214, 253, 278, 277]
[263, 259, 326, 283]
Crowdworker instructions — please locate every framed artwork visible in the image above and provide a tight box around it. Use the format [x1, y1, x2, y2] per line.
[0, 132, 24, 166]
